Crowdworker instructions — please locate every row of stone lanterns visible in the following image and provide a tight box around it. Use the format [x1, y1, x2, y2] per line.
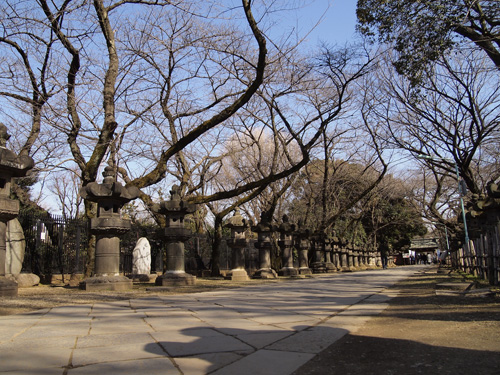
[224, 209, 381, 280]
[79, 177, 199, 290]
[0, 117, 383, 295]
[77, 172, 381, 289]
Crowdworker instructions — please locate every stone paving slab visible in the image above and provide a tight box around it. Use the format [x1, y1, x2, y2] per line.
[210, 349, 316, 375]
[1, 346, 73, 372]
[266, 325, 351, 354]
[153, 328, 254, 356]
[71, 341, 166, 367]
[68, 357, 179, 375]
[76, 332, 153, 349]
[0, 266, 426, 374]
[173, 352, 247, 375]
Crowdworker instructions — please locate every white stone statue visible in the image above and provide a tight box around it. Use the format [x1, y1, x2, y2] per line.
[132, 237, 151, 275]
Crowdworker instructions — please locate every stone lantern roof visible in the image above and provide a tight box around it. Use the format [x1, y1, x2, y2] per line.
[80, 165, 141, 205]
[0, 123, 34, 177]
[278, 214, 295, 234]
[226, 208, 248, 229]
[153, 185, 196, 216]
[251, 210, 277, 233]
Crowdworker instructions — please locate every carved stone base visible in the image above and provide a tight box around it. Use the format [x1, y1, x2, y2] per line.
[278, 267, 299, 277]
[127, 274, 156, 283]
[0, 276, 18, 297]
[225, 268, 249, 281]
[79, 275, 132, 291]
[325, 262, 337, 272]
[299, 267, 313, 275]
[312, 262, 327, 273]
[155, 272, 196, 286]
[252, 268, 278, 279]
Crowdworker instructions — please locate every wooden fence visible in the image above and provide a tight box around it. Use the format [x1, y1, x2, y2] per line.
[450, 224, 500, 286]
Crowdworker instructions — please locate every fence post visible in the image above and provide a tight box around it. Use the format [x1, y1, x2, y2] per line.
[74, 224, 81, 274]
[34, 219, 42, 276]
[58, 224, 64, 283]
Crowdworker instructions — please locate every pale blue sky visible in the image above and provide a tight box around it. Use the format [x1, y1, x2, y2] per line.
[299, 0, 359, 46]
[265, 0, 358, 49]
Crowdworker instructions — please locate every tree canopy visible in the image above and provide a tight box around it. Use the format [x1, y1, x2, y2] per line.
[356, 0, 500, 84]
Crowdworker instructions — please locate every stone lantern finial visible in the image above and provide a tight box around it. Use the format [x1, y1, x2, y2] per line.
[102, 165, 115, 184]
[170, 185, 181, 201]
[0, 123, 11, 147]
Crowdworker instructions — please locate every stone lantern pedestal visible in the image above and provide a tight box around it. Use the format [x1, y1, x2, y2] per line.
[339, 238, 350, 271]
[252, 211, 277, 279]
[332, 235, 341, 270]
[324, 236, 337, 273]
[80, 166, 140, 291]
[294, 226, 312, 275]
[225, 208, 249, 281]
[311, 233, 326, 273]
[154, 186, 197, 286]
[278, 215, 298, 277]
[0, 124, 34, 297]
[349, 243, 359, 270]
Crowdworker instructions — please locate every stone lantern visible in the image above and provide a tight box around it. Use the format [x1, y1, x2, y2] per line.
[225, 208, 249, 281]
[252, 210, 278, 279]
[311, 231, 326, 273]
[0, 124, 34, 297]
[339, 237, 350, 271]
[153, 185, 197, 286]
[293, 223, 312, 275]
[331, 232, 341, 270]
[324, 233, 337, 272]
[278, 215, 298, 276]
[79, 165, 140, 291]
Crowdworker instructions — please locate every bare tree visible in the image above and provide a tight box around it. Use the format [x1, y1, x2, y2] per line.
[369, 48, 500, 195]
[48, 168, 83, 220]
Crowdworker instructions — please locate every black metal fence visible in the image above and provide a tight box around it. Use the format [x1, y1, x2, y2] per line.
[19, 211, 89, 282]
[18, 211, 214, 281]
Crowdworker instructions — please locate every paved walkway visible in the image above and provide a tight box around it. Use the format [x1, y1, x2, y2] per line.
[0, 266, 426, 375]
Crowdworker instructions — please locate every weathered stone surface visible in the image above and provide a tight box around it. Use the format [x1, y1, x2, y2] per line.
[132, 237, 151, 275]
[153, 185, 197, 286]
[252, 210, 278, 280]
[155, 272, 196, 286]
[14, 273, 40, 287]
[128, 273, 153, 282]
[79, 275, 133, 291]
[79, 165, 140, 291]
[225, 268, 249, 281]
[225, 209, 249, 281]
[5, 218, 25, 275]
[0, 278, 17, 297]
[0, 124, 34, 298]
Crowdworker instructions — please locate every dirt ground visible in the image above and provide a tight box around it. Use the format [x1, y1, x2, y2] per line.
[2, 267, 499, 375]
[0, 277, 285, 316]
[293, 267, 500, 375]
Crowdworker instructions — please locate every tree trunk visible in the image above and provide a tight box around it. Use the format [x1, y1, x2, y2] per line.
[210, 215, 224, 277]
